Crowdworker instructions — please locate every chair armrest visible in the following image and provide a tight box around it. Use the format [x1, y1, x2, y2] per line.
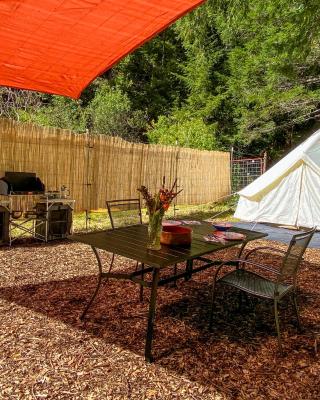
[244, 246, 287, 261]
[237, 259, 281, 274]
[212, 258, 280, 284]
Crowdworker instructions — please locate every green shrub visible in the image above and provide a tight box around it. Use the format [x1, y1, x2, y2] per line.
[148, 109, 217, 150]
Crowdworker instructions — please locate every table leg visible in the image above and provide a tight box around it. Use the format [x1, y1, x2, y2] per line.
[172, 263, 178, 287]
[80, 246, 105, 320]
[145, 268, 160, 363]
[185, 259, 193, 281]
[140, 263, 145, 302]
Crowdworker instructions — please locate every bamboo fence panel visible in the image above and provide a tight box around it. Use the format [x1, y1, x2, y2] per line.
[0, 118, 231, 211]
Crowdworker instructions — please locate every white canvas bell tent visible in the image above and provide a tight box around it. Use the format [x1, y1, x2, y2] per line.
[234, 129, 320, 228]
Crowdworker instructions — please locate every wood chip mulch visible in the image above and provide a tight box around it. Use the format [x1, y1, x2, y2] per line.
[0, 239, 319, 399]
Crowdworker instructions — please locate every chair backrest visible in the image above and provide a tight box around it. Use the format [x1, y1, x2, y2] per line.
[106, 199, 142, 229]
[278, 228, 316, 285]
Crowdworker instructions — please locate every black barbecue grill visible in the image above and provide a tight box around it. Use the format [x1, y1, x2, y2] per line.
[0, 172, 45, 195]
[0, 172, 74, 245]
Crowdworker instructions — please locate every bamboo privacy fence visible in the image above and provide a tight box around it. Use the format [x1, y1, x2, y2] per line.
[0, 118, 231, 211]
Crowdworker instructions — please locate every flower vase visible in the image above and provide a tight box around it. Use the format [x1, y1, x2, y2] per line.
[147, 210, 163, 250]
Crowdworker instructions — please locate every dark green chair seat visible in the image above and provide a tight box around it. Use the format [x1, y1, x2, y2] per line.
[220, 269, 292, 299]
[209, 228, 316, 350]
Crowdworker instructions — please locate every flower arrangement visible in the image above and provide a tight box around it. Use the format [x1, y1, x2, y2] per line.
[137, 177, 182, 250]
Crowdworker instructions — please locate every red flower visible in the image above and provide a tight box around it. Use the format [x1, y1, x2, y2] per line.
[162, 202, 170, 211]
[137, 178, 183, 215]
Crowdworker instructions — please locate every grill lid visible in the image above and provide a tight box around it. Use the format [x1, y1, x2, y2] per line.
[0, 172, 45, 195]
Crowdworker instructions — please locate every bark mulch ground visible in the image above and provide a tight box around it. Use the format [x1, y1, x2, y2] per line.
[0, 239, 319, 399]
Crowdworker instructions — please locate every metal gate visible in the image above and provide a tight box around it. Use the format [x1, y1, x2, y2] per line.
[231, 151, 267, 192]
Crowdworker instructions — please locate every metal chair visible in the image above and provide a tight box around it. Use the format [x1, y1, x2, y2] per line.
[106, 198, 145, 301]
[106, 198, 143, 229]
[80, 199, 144, 319]
[107, 198, 180, 285]
[209, 228, 316, 350]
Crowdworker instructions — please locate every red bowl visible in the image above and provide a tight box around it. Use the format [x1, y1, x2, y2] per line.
[160, 226, 192, 246]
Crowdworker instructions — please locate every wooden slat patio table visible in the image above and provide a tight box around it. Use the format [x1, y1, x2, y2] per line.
[70, 222, 267, 362]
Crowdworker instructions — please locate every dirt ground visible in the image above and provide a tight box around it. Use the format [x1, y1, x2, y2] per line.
[0, 239, 319, 400]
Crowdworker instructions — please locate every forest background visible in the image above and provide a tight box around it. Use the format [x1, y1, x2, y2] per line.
[1, 0, 320, 161]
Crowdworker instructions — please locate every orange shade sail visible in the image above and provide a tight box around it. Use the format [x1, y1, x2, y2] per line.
[0, 0, 205, 98]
